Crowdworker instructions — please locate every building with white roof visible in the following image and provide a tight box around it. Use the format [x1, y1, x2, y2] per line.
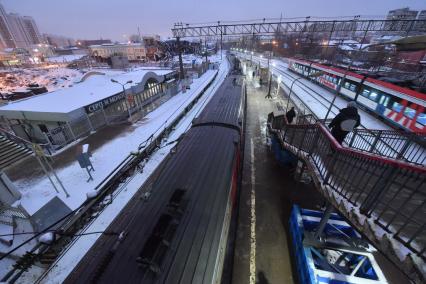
[0, 68, 177, 152]
[89, 43, 147, 61]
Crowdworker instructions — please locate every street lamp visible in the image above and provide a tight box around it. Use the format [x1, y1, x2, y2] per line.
[111, 79, 133, 118]
[285, 77, 304, 113]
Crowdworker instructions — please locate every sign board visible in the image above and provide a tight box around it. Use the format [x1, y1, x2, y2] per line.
[85, 92, 126, 113]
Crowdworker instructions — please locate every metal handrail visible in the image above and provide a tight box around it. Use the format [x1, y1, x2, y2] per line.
[268, 115, 426, 262]
[0, 127, 53, 156]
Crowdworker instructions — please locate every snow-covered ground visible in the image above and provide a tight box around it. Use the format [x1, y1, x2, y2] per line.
[14, 53, 229, 283]
[0, 66, 84, 93]
[46, 55, 86, 63]
[173, 54, 204, 65]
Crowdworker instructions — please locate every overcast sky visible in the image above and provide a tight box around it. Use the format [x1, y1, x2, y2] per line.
[1, 0, 425, 40]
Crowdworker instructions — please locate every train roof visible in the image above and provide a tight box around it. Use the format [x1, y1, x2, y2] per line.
[65, 76, 243, 284]
[193, 79, 243, 130]
[289, 58, 426, 102]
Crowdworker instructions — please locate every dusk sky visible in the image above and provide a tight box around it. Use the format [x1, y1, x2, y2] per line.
[2, 0, 425, 40]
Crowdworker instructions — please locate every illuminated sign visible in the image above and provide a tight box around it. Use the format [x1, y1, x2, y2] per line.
[85, 92, 126, 113]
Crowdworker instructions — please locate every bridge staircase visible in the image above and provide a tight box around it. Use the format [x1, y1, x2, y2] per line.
[0, 129, 34, 170]
[267, 113, 426, 283]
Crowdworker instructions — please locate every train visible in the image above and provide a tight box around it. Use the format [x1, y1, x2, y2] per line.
[288, 58, 426, 133]
[64, 58, 245, 283]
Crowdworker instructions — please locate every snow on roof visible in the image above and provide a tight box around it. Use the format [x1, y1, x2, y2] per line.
[46, 54, 85, 63]
[0, 68, 173, 114]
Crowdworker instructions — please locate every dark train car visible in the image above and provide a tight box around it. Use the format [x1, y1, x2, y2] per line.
[288, 58, 426, 133]
[65, 66, 245, 283]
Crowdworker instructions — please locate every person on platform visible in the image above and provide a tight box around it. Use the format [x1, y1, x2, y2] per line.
[286, 107, 296, 124]
[329, 101, 361, 145]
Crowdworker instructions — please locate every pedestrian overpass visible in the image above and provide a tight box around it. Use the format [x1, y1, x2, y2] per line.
[267, 113, 425, 283]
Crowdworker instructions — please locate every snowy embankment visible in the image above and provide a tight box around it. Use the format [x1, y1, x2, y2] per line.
[18, 55, 230, 284]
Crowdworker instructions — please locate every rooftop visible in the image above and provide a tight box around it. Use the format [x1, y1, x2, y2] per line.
[0, 68, 173, 114]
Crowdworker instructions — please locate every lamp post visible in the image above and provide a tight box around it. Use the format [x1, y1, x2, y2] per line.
[285, 77, 304, 113]
[111, 79, 133, 118]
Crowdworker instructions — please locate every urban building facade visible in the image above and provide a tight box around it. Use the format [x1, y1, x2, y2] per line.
[90, 43, 147, 61]
[0, 4, 15, 49]
[0, 4, 42, 50]
[44, 34, 75, 48]
[384, 7, 420, 34]
[76, 39, 111, 48]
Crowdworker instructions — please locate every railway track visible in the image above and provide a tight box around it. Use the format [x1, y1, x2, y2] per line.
[236, 53, 425, 165]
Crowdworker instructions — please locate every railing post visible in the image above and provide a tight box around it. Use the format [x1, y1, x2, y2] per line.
[323, 153, 337, 185]
[348, 129, 357, 147]
[368, 130, 381, 153]
[396, 137, 411, 160]
[360, 165, 396, 216]
[85, 113, 94, 132]
[66, 122, 77, 141]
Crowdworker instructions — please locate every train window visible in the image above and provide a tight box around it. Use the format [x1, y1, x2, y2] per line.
[384, 97, 390, 107]
[404, 107, 416, 119]
[379, 96, 390, 107]
[417, 113, 426, 125]
[369, 92, 378, 101]
[392, 102, 403, 113]
[344, 82, 350, 89]
[361, 89, 370, 97]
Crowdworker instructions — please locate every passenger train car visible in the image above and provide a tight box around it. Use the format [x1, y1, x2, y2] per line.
[288, 58, 426, 133]
[65, 60, 245, 284]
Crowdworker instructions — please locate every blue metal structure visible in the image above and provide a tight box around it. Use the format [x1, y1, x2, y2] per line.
[289, 205, 388, 284]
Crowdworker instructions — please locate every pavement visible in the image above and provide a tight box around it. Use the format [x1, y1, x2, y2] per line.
[232, 78, 323, 284]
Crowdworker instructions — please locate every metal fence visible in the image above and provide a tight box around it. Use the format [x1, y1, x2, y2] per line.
[345, 129, 426, 166]
[292, 114, 426, 167]
[269, 117, 426, 260]
[41, 83, 172, 152]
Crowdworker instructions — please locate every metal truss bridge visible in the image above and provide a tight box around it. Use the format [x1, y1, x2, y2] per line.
[172, 18, 426, 38]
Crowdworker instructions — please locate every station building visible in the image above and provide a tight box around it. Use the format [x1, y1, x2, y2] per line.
[0, 68, 177, 153]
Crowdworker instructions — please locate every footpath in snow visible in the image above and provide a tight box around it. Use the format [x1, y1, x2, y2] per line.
[15, 55, 230, 283]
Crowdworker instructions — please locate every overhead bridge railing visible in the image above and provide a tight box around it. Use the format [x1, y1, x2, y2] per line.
[289, 112, 425, 167]
[268, 114, 426, 282]
[345, 129, 426, 166]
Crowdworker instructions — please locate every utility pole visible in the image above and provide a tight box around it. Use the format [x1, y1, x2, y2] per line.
[219, 21, 223, 60]
[204, 37, 208, 63]
[176, 37, 185, 80]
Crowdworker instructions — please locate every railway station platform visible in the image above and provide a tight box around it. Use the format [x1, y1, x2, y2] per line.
[232, 78, 324, 284]
[232, 76, 411, 284]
